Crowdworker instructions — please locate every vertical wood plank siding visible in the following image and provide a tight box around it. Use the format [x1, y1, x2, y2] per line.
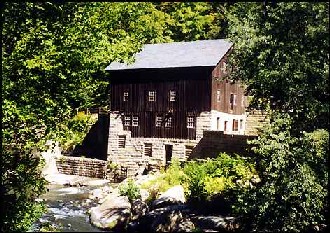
[109, 65, 245, 139]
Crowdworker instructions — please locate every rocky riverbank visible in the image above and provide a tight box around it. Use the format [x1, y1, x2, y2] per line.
[88, 173, 239, 233]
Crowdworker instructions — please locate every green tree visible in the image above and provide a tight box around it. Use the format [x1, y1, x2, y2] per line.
[1, 2, 174, 231]
[226, 2, 329, 133]
[233, 114, 328, 232]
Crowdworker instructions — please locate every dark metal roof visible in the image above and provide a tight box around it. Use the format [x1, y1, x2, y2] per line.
[105, 39, 232, 71]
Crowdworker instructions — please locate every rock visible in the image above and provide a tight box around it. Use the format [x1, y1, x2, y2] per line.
[191, 215, 238, 232]
[89, 188, 103, 200]
[152, 185, 186, 209]
[150, 209, 195, 232]
[90, 193, 131, 231]
[131, 199, 149, 221]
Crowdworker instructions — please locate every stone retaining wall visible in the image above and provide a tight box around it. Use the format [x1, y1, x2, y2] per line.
[56, 156, 107, 179]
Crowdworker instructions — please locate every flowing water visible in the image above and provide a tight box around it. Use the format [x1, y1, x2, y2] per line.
[31, 184, 107, 232]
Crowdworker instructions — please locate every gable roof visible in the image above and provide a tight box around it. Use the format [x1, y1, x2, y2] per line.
[105, 39, 232, 71]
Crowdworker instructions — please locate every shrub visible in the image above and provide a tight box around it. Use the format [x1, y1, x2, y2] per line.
[183, 153, 258, 202]
[119, 178, 141, 202]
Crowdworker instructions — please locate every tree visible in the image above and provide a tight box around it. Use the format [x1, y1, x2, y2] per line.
[1, 2, 173, 231]
[226, 2, 329, 133]
[233, 114, 328, 232]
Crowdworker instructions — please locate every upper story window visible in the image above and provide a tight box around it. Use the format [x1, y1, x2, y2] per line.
[123, 91, 129, 102]
[148, 91, 156, 102]
[124, 116, 131, 126]
[230, 93, 237, 110]
[220, 61, 227, 74]
[216, 90, 221, 102]
[132, 116, 139, 127]
[187, 117, 195, 129]
[155, 116, 162, 127]
[169, 90, 176, 102]
[165, 117, 172, 128]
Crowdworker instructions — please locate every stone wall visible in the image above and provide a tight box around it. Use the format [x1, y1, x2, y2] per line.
[106, 111, 251, 177]
[56, 156, 107, 179]
[189, 130, 256, 159]
[245, 109, 270, 136]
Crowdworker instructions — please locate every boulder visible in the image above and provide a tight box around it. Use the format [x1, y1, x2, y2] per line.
[191, 215, 238, 232]
[131, 199, 149, 221]
[90, 193, 131, 231]
[152, 185, 186, 209]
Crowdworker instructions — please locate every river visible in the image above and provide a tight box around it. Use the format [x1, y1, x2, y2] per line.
[30, 183, 108, 232]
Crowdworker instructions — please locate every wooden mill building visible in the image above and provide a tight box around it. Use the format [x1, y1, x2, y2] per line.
[105, 39, 249, 175]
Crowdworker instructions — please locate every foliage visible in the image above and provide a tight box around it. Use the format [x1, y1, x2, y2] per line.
[226, 2, 329, 133]
[119, 178, 141, 203]
[183, 153, 258, 202]
[233, 114, 328, 232]
[52, 111, 97, 153]
[140, 158, 186, 199]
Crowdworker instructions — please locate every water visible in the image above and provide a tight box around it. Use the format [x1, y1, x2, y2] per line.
[31, 184, 107, 232]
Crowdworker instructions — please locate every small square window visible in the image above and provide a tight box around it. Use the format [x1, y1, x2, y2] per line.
[187, 117, 195, 128]
[169, 90, 176, 102]
[148, 91, 156, 102]
[165, 117, 172, 128]
[155, 116, 162, 127]
[123, 91, 129, 102]
[124, 116, 131, 126]
[132, 116, 139, 126]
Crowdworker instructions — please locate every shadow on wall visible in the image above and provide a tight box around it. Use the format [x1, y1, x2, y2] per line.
[188, 131, 257, 160]
[71, 113, 109, 160]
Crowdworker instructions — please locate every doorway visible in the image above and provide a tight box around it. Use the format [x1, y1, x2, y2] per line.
[165, 145, 173, 164]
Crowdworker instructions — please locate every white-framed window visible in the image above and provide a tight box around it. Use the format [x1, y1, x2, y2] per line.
[169, 90, 176, 102]
[118, 135, 126, 148]
[240, 119, 244, 130]
[216, 89, 221, 102]
[124, 116, 131, 126]
[123, 91, 129, 102]
[155, 116, 162, 127]
[187, 117, 195, 128]
[165, 117, 172, 128]
[132, 116, 139, 126]
[148, 91, 156, 102]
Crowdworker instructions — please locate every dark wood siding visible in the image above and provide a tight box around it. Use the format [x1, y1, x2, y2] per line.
[109, 67, 212, 139]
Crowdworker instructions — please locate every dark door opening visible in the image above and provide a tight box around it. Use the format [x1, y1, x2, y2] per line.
[165, 145, 173, 165]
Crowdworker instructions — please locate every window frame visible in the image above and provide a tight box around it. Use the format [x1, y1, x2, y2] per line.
[148, 90, 156, 102]
[165, 116, 173, 128]
[169, 90, 176, 102]
[123, 91, 129, 102]
[187, 116, 195, 129]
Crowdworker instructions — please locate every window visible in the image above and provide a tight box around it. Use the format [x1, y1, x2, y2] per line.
[216, 90, 221, 102]
[187, 117, 195, 128]
[241, 96, 245, 107]
[148, 91, 156, 102]
[123, 91, 129, 102]
[220, 61, 227, 73]
[165, 117, 172, 128]
[118, 135, 126, 148]
[240, 119, 244, 130]
[217, 117, 220, 130]
[233, 119, 239, 131]
[230, 93, 237, 110]
[224, 121, 228, 132]
[124, 116, 131, 126]
[185, 145, 194, 157]
[155, 116, 162, 127]
[169, 90, 176, 102]
[144, 143, 152, 157]
[132, 116, 139, 126]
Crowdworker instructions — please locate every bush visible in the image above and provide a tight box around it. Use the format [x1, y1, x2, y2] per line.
[140, 158, 186, 199]
[119, 178, 141, 202]
[183, 153, 258, 202]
